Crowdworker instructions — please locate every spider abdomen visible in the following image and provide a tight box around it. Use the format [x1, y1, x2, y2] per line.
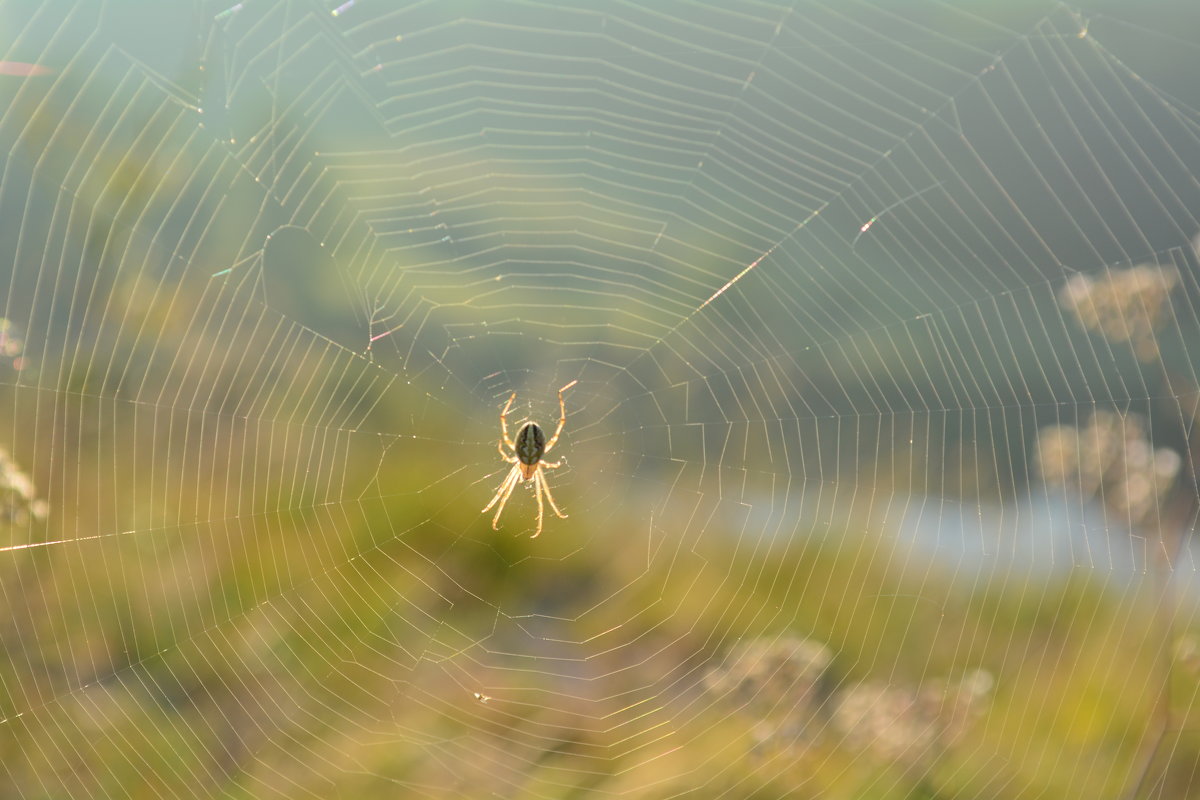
[515, 422, 546, 469]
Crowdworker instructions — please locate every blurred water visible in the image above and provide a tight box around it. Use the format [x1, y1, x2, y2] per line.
[897, 489, 1200, 595]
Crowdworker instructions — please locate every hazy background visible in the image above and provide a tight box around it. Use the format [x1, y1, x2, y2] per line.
[3, 1, 1200, 797]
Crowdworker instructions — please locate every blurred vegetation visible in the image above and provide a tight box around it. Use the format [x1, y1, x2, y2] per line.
[2, 80, 1200, 800]
[3, 2, 1200, 798]
[2, 309, 1200, 798]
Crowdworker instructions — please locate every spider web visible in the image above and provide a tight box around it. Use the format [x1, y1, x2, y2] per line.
[3, 0, 1200, 797]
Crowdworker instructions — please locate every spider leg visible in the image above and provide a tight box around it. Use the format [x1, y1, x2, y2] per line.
[482, 465, 517, 513]
[499, 392, 517, 449]
[541, 459, 562, 469]
[538, 469, 568, 520]
[531, 469, 545, 539]
[482, 464, 520, 529]
[497, 439, 517, 462]
[490, 471, 521, 530]
[542, 379, 577, 454]
[492, 473, 520, 530]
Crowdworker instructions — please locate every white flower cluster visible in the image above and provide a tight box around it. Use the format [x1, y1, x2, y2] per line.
[704, 636, 992, 766]
[1035, 410, 1180, 526]
[0, 317, 26, 371]
[704, 636, 832, 708]
[703, 636, 833, 746]
[0, 447, 47, 524]
[833, 669, 993, 768]
[1058, 264, 1178, 361]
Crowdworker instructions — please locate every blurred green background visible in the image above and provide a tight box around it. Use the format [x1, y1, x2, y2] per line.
[3, 1, 1200, 798]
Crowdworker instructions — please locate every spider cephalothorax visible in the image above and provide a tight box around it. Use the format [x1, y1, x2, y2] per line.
[482, 380, 577, 537]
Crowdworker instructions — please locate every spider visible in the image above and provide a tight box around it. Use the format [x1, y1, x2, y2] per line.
[482, 380, 577, 538]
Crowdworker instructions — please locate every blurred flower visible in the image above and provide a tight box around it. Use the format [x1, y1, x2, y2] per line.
[1058, 264, 1178, 361]
[1035, 411, 1180, 526]
[0, 318, 28, 372]
[704, 635, 832, 707]
[833, 669, 992, 769]
[704, 636, 833, 745]
[0, 447, 46, 524]
[706, 637, 994, 773]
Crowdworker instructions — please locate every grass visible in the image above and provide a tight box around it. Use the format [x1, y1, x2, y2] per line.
[1, 380, 1198, 798]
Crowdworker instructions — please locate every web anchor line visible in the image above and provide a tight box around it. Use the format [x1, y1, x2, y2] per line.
[695, 207, 823, 314]
[850, 180, 946, 251]
[695, 179, 945, 315]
